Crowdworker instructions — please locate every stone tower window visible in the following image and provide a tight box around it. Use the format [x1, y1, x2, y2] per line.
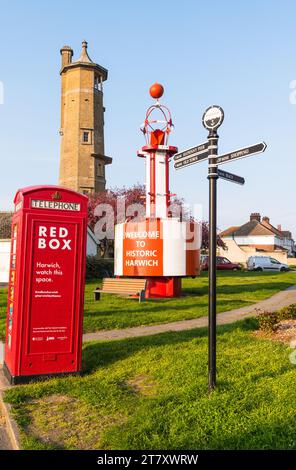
[81, 187, 93, 194]
[94, 76, 102, 92]
[81, 129, 92, 144]
[97, 162, 104, 177]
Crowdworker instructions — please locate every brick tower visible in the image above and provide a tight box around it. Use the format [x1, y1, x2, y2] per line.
[59, 41, 112, 194]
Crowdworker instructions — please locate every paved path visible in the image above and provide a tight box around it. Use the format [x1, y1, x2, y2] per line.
[83, 285, 296, 343]
[0, 407, 12, 450]
[0, 368, 15, 450]
[0, 416, 11, 450]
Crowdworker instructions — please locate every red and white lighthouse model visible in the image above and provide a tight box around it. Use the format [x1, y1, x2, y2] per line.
[115, 84, 200, 298]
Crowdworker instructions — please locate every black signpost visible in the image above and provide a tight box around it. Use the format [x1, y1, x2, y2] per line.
[174, 106, 267, 393]
[202, 105, 224, 393]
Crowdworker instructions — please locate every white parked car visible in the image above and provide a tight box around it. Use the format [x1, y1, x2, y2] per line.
[247, 256, 289, 272]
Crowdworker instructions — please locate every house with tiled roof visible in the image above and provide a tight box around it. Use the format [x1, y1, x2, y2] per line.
[218, 213, 295, 265]
[0, 212, 13, 283]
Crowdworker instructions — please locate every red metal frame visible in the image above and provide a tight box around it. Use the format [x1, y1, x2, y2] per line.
[145, 277, 182, 299]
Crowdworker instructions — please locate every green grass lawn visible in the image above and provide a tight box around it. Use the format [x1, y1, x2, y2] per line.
[4, 318, 296, 450]
[83, 270, 296, 332]
[0, 271, 295, 340]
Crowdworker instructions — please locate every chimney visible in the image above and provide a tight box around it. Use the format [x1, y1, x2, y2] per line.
[277, 224, 282, 232]
[250, 212, 261, 222]
[60, 45, 73, 67]
[262, 216, 270, 224]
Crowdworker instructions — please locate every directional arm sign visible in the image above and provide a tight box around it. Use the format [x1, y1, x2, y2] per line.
[217, 142, 267, 165]
[173, 142, 208, 162]
[174, 151, 209, 169]
[173, 141, 267, 171]
[217, 169, 245, 185]
[174, 142, 209, 169]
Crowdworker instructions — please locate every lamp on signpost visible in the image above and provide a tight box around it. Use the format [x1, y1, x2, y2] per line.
[202, 105, 224, 393]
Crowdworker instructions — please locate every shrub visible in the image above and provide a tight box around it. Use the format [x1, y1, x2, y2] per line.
[258, 311, 279, 332]
[85, 256, 114, 280]
[278, 303, 296, 320]
[258, 303, 296, 332]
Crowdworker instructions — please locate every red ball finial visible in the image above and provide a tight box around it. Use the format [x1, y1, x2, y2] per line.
[149, 82, 164, 99]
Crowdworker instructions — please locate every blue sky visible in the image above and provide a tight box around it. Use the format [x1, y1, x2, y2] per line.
[0, 0, 295, 235]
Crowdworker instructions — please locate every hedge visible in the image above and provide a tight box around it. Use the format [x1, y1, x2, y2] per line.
[85, 256, 114, 279]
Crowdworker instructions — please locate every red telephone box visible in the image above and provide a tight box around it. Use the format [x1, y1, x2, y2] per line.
[4, 186, 88, 384]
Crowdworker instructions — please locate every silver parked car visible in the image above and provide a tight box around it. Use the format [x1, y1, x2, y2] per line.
[247, 256, 289, 272]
